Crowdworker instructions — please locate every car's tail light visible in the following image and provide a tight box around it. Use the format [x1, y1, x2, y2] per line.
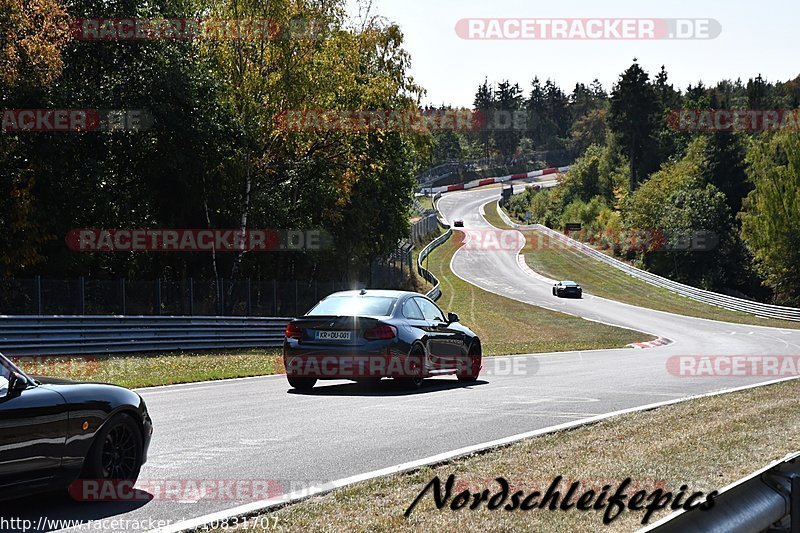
[285, 323, 303, 339]
[364, 324, 397, 340]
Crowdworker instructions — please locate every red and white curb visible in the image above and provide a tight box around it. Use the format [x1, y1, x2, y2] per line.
[628, 337, 674, 349]
[426, 165, 570, 194]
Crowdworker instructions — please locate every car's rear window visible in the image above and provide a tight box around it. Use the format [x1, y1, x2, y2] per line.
[307, 296, 397, 317]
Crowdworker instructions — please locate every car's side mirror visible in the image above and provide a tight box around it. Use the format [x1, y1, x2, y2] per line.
[447, 312, 460, 323]
[8, 372, 28, 396]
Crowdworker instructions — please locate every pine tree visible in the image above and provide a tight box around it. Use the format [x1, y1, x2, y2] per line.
[609, 60, 661, 191]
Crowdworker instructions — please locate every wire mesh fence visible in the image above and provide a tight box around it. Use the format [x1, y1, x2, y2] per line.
[0, 278, 369, 317]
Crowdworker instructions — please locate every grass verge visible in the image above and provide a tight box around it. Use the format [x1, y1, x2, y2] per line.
[486, 201, 800, 330]
[14, 349, 284, 389]
[217, 377, 800, 533]
[423, 231, 653, 355]
[417, 194, 435, 211]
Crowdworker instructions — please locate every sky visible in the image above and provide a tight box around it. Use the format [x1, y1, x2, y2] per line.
[346, 0, 799, 107]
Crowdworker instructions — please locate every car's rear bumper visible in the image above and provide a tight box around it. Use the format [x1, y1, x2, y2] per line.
[284, 351, 423, 379]
[557, 290, 582, 297]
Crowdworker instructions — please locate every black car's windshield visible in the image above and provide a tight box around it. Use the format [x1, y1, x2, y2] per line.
[307, 296, 397, 317]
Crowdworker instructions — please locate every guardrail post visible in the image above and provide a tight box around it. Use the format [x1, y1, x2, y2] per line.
[120, 278, 126, 315]
[79, 276, 85, 314]
[247, 278, 252, 316]
[188, 278, 194, 316]
[35, 275, 42, 315]
[218, 278, 224, 316]
[155, 278, 161, 315]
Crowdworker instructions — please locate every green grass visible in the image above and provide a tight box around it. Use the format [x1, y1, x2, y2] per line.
[486, 201, 800, 330]
[220, 376, 800, 533]
[426, 231, 653, 355]
[14, 349, 284, 388]
[417, 194, 435, 211]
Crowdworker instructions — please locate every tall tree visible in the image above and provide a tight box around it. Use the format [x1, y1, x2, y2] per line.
[493, 80, 523, 161]
[608, 60, 660, 192]
[525, 77, 546, 148]
[740, 129, 800, 305]
[702, 130, 751, 216]
[746, 74, 770, 109]
[473, 78, 494, 160]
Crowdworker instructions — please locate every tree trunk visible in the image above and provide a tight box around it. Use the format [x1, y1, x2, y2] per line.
[629, 134, 637, 192]
[229, 158, 252, 290]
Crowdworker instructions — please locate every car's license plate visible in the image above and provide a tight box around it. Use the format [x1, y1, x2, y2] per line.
[316, 330, 351, 341]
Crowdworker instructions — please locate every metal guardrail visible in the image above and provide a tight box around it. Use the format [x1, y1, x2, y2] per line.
[418, 195, 452, 302]
[496, 206, 800, 322]
[642, 452, 800, 532]
[418, 229, 453, 302]
[0, 315, 293, 356]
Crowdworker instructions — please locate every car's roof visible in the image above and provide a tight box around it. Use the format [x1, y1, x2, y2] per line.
[325, 289, 425, 299]
[560, 280, 579, 285]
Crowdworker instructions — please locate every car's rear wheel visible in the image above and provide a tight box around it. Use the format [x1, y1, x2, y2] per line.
[82, 414, 143, 482]
[552, 287, 557, 296]
[458, 343, 481, 383]
[288, 377, 317, 391]
[399, 344, 426, 389]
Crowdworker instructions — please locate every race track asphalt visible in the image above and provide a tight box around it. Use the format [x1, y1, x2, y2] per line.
[6, 182, 799, 532]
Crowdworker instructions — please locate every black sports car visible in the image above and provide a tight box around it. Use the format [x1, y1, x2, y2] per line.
[0, 353, 153, 501]
[283, 290, 482, 390]
[453, 220, 465, 227]
[553, 280, 583, 298]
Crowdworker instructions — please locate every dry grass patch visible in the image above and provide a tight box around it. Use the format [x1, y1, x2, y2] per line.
[224, 378, 800, 532]
[14, 349, 284, 388]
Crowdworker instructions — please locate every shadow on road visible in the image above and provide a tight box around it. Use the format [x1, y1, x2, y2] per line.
[0, 489, 152, 532]
[287, 377, 489, 396]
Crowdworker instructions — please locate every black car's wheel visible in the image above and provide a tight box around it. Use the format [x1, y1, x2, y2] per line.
[458, 343, 481, 383]
[552, 287, 556, 296]
[288, 377, 317, 391]
[82, 414, 143, 482]
[399, 344, 426, 389]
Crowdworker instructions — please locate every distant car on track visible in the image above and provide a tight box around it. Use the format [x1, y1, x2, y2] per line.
[453, 219, 464, 227]
[0, 353, 153, 501]
[553, 280, 583, 298]
[283, 290, 482, 390]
